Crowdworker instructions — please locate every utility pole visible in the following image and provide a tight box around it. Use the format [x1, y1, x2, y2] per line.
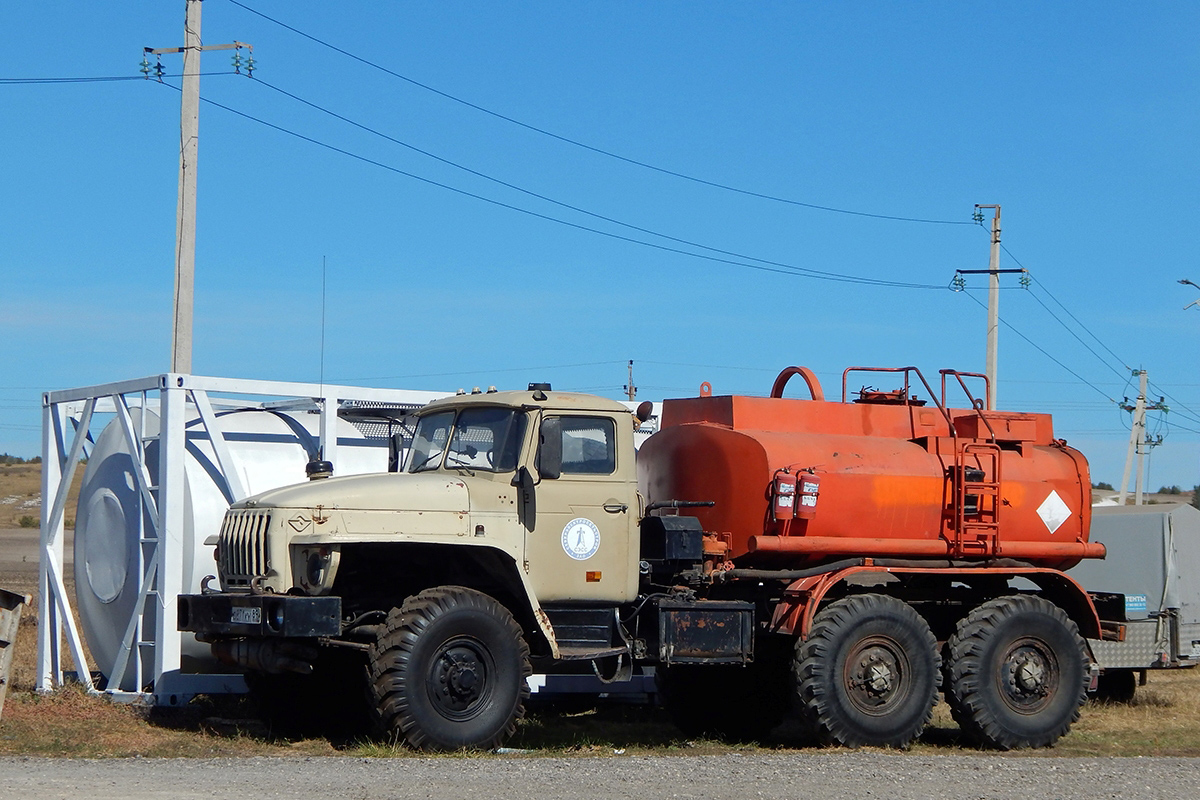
[975, 204, 1002, 409]
[1118, 369, 1166, 505]
[172, 0, 200, 375]
[145, 0, 251, 373]
[624, 360, 637, 402]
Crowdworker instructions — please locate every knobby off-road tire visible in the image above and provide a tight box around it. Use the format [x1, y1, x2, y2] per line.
[662, 637, 792, 742]
[793, 594, 940, 748]
[944, 595, 1089, 749]
[1093, 669, 1137, 704]
[368, 586, 531, 751]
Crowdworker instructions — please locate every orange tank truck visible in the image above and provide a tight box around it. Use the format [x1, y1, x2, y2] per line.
[639, 365, 1103, 570]
[178, 364, 1120, 754]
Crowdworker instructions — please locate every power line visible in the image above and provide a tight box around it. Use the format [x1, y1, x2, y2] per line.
[167, 82, 944, 289]
[999, 244, 1133, 371]
[640, 360, 779, 373]
[1024, 287, 1130, 383]
[960, 292, 1117, 404]
[226, 0, 972, 227]
[0, 75, 143, 84]
[1148, 381, 1200, 427]
[0, 72, 236, 84]
[999, 244, 1200, 428]
[249, 79, 946, 292]
[1162, 418, 1200, 436]
[333, 360, 627, 384]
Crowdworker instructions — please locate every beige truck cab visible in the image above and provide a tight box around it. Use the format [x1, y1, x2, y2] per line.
[179, 384, 650, 749]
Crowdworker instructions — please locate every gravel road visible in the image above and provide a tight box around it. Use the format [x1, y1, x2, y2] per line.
[1, 752, 1197, 800]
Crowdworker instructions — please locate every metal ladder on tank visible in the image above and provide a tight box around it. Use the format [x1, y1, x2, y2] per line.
[953, 442, 1002, 557]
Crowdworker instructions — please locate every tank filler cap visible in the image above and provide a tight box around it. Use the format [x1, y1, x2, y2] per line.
[306, 459, 334, 480]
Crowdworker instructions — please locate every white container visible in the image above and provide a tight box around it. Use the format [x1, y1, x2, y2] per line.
[74, 407, 386, 691]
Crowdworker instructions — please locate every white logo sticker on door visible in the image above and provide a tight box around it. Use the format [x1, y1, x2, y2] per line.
[561, 517, 601, 560]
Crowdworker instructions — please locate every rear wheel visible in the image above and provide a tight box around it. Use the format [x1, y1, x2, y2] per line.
[944, 595, 1088, 749]
[1093, 670, 1137, 704]
[793, 594, 939, 748]
[368, 586, 531, 750]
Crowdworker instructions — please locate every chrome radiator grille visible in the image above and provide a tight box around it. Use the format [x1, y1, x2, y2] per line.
[219, 510, 272, 587]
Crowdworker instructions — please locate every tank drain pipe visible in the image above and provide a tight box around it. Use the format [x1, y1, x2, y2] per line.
[715, 556, 1037, 583]
[715, 558, 867, 583]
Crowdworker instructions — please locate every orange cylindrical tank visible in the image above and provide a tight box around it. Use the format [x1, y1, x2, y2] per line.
[637, 381, 1098, 570]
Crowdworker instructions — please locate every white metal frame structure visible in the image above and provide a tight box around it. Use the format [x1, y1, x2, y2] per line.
[39, 373, 446, 705]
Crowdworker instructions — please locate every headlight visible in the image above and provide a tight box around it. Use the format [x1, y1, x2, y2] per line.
[291, 545, 340, 595]
[307, 549, 329, 585]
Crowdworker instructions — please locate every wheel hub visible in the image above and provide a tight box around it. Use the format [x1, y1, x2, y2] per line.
[999, 639, 1058, 713]
[863, 654, 895, 694]
[431, 643, 489, 714]
[844, 638, 909, 714]
[1013, 652, 1046, 694]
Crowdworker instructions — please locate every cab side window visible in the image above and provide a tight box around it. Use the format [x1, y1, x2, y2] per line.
[548, 416, 616, 475]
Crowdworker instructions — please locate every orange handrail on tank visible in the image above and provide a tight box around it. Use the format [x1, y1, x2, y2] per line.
[940, 369, 997, 442]
[842, 366, 957, 437]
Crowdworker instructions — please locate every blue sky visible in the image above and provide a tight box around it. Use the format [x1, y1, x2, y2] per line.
[1, 2, 1197, 489]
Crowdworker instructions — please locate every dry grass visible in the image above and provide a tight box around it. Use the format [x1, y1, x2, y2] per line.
[2, 464, 1200, 758]
[0, 462, 83, 530]
[3, 619, 1199, 760]
[1054, 671, 1200, 757]
[909, 669, 1200, 757]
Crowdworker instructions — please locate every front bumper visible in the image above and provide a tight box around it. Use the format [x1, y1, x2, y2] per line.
[178, 592, 342, 638]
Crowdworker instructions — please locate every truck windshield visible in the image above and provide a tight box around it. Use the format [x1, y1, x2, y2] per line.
[407, 407, 527, 473]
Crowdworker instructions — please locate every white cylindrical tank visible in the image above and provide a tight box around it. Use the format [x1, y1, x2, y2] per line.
[74, 407, 385, 691]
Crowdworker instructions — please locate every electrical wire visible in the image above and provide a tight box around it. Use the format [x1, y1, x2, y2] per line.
[0, 72, 237, 84]
[1024, 288, 1130, 383]
[980, 242, 1200, 430]
[250, 78, 950, 288]
[960, 292, 1118, 404]
[1163, 418, 1200, 436]
[163, 82, 945, 289]
[640, 360, 779, 373]
[999, 245, 1134, 371]
[333, 360, 628, 384]
[226, 0, 972, 227]
[1148, 381, 1200, 427]
[0, 75, 143, 84]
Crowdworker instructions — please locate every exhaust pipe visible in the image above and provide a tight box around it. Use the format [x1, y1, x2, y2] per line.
[208, 638, 318, 675]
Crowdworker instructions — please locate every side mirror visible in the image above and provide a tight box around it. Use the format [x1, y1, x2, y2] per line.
[537, 417, 562, 480]
[511, 465, 533, 489]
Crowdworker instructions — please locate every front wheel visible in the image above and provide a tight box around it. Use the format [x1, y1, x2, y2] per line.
[944, 595, 1089, 749]
[793, 594, 940, 748]
[368, 586, 531, 750]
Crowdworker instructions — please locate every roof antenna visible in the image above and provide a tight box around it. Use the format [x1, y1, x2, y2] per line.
[319, 255, 327, 394]
[308, 256, 334, 480]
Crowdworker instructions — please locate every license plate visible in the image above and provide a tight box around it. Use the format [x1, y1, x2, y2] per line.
[230, 606, 261, 625]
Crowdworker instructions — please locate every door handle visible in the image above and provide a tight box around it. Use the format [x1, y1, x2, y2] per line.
[603, 502, 628, 514]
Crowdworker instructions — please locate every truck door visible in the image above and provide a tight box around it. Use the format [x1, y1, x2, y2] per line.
[525, 413, 639, 603]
